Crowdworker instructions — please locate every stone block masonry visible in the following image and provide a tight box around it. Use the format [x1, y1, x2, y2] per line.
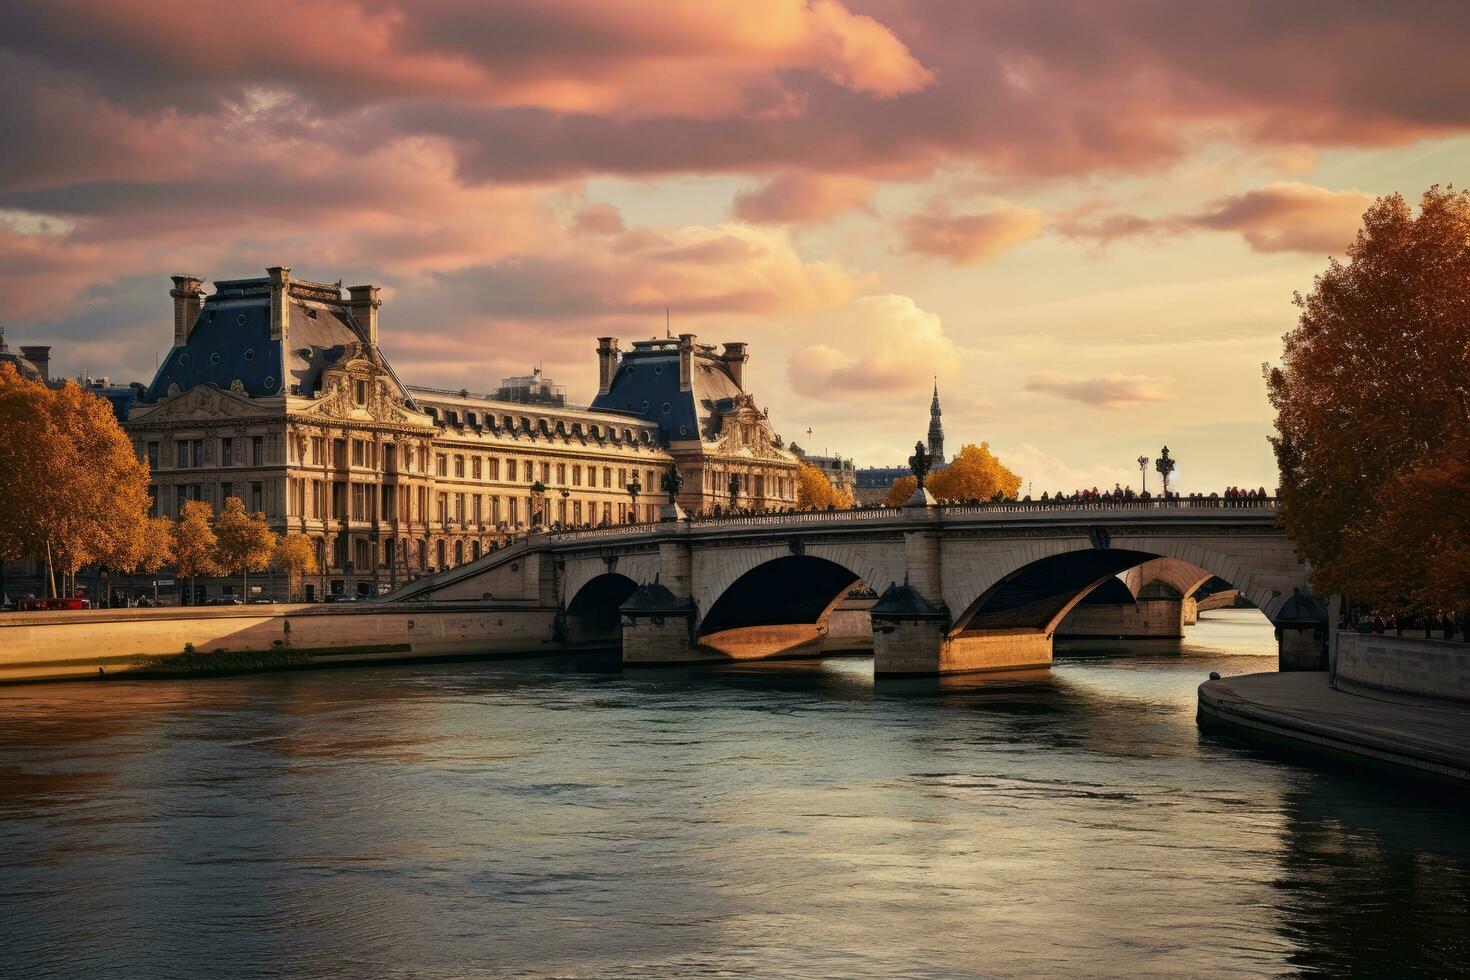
[0, 605, 559, 684]
[1332, 631, 1470, 703]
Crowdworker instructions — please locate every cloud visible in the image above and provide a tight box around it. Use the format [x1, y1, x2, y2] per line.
[1025, 371, 1174, 409]
[731, 173, 874, 224]
[1001, 443, 1137, 495]
[1188, 181, 1373, 254]
[899, 203, 1045, 264]
[788, 294, 958, 396]
[1052, 181, 1375, 254]
[570, 203, 625, 236]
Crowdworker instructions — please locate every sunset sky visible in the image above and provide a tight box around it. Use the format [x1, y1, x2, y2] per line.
[4, 1, 1468, 493]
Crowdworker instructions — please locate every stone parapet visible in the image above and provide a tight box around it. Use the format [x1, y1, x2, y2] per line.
[1332, 630, 1470, 703]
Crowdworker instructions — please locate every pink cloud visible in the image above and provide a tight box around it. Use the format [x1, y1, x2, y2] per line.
[1189, 181, 1374, 254]
[899, 204, 1044, 264]
[1025, 371, 1175, 409]
[731, 173, 875, 224]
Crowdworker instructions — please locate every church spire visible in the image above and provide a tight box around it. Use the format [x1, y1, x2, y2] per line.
[927, 377, 944, 462]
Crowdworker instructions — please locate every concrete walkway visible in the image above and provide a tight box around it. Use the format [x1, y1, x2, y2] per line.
[1198, 671, 1470, 786]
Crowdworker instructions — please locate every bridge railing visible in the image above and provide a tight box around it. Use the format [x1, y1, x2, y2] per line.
[532, 496, 1279, 545]
[938, 497, 1278, 516]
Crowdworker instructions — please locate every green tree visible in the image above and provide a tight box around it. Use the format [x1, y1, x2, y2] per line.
[213, 497, 278, 601]
[1266, 185, 1470, 611]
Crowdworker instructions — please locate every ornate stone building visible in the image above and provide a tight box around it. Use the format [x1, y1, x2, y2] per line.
[124, 268, 799, 599]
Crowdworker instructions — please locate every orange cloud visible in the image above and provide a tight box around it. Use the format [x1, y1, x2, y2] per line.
[899, 204, 1044, 264]
[788, 294, 958, 396]
[1189, 181, 1374, 254]
[731, 173, 875, 224]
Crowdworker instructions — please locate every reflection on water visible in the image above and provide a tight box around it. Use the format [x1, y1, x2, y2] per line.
[0, 609, 1465, 978]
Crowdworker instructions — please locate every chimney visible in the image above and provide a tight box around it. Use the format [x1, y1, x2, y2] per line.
[267, 266, 291, 341]
[596, 337, 619, 396]
[721, 341, 748, 390]
[169, 275, 205, 346]
[677, 333, 696, 393]
[347, 284, 381, 345]
[20, 346, 51, 383]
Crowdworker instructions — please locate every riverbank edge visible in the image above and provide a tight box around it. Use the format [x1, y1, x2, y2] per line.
[1197, 673, 1470, 787]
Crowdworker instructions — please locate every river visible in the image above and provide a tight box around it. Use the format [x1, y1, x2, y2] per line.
[1, 609, 1466, 978]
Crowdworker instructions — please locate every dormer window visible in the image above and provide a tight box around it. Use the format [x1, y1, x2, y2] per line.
[354, 380, 368, 405]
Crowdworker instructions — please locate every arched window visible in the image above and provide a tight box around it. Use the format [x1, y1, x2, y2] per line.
[436, 539, 447, 569]
[384, 539, 396, 566]
[472, 541, 481, 561]
[419, 539, 427, 568]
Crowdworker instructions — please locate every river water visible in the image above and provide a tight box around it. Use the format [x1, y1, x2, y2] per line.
[1, 608, 1466, 978]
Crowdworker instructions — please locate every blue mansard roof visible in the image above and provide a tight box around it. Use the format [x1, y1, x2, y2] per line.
[590, 339, 746, 444]
[141, 276, 368, 404]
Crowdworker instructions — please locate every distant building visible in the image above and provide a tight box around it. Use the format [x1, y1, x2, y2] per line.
[853, 381, 948, 505]
[494, 367, 566, 406]
[790, 445, 856, 497]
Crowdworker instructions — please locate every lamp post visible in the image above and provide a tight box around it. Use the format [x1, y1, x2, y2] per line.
[626, 475, 640, 524]
[1154, 446, 1175, 500]
[530, 480, 546, 529]
[1137, 455, 1148, 495]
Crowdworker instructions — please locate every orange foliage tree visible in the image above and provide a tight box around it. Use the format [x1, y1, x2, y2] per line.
[885, 475, 916, 506]
[928, 443, 1021, 503]
[272, 532, 319, 602]
[0, 362, 153, 596]
[171, 500, 220, 602]
[795, 462, 853, 510]
[1266, 185, 1470, 615]
[213, 497, 278, 600]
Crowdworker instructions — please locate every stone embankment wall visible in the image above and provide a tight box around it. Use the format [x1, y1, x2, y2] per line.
[1332, 630, 1470, 703]
[0, 604, 558, 684]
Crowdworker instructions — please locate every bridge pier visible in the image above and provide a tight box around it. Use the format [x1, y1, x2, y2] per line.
[870, 584, 1052, 675]
[618, 584, 703, 665]
[1057, 583, 1189, 639]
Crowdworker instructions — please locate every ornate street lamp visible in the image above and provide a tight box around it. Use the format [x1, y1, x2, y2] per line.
[1154, 446, 1175, 499]
[626, 475, 641, 523]
[1137, 455, 1148, 495]
[530, 480, 547, 528]
[909, 440, 932, 493]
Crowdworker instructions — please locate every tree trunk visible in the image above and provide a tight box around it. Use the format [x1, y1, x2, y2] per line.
[45, 541, 56, 599]
[243, 568, 249, 602]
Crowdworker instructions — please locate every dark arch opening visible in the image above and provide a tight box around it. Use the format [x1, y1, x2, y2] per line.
[955, 548, 1157, 634]
[566, 573, 639, 645]
[1076, 575, 1136, 606]
[699, 555, 861, 636]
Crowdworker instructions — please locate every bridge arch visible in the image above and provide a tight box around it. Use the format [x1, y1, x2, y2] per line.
[695, 553, 872, 660]
[948, 535, 1297, 638]
[564, 572, 640, 646]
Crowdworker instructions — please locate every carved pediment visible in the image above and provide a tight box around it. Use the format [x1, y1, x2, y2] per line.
[132, 384, 267, 423]
[300, 373, 425, 426]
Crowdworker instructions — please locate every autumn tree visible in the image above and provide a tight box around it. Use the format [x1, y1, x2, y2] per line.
[0, 362, 153, 597]
[885, 475, 916, 506]
[112, 515, 176, 601]
[213, 497, 278, 600]
[273, 532, 319, 602]
[172, 500, 220, 603]
[1266, 185, 1470, 613]
[928, 443, 1021, 503]
[795, 462, 853, 510]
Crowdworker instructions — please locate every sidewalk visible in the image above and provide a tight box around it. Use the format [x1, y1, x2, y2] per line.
[1198, 671, 1470, 786]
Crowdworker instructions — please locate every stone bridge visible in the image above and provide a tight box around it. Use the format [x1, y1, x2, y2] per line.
[381, 498, 1314, 675]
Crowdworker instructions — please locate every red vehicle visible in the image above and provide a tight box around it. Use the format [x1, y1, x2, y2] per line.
[18, 597, 92, 611]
